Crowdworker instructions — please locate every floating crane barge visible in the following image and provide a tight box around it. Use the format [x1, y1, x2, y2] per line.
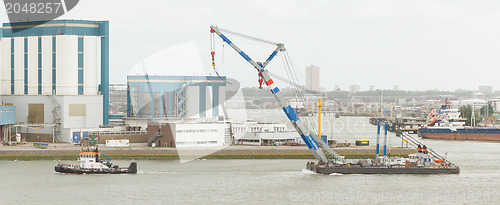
[210, 26, 459, 175]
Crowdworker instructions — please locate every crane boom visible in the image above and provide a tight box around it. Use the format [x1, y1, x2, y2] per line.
[210, 26, 341, 163]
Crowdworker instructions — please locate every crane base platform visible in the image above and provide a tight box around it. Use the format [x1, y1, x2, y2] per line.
[306, 162, 460, 175]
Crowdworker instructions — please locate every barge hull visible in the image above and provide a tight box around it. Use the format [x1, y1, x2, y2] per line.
[419, 132, 500, 141]
[307, 163, 460, 175]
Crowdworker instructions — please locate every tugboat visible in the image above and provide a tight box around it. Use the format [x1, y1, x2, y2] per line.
[55, 146, 137, 174]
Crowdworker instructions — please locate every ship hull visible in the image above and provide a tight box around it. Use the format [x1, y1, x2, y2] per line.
[55, 162, 137, 174]
[419, 127, 500, 141]
[307, 162, 460, 175]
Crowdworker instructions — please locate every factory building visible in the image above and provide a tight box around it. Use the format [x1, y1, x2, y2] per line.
[126, 75, 230, 147]
[127, 75, 226, 119]
[0, 20, 110, 143]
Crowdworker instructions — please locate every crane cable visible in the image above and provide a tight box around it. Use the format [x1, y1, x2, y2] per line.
[210, 32, 230, 84]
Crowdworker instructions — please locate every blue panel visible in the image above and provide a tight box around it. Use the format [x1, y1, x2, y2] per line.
[239, 51, 252, 62]
[52, 68, 56, 94]
[284, 105, 300, 122]
[24, 69, 28, 94]
[306, 134, 320, 150]
[376, 144, 380, 155]
[199, 85, 206, 117]
[38, 53, 42, 68]
[271, 87, 280, 94]
[101, 21, 109, 125]
[38, 38, 42, 94]
[10, 54, 14, 68]
[11, 39, 14, 94]
[24, 53, 27, 68]
[72, 132, 81, 143]
[52, 36, 56, 94]
[266, 51, 278, 62]
[52, 36, 56, 52]
[219, 34, 232, 44]
[78, 37, 84, 52]
[24, 38, 28, 52]
[126, 86, 132, 117]
[38, 37, 41, 52]
[212, 86, 219, 117]
[38, 69, 42, 94]
[78, 54, 83, 67]
[300, 134, 312, 149]
[24, 38, 28, 94]
[10, 69, 14, 94]
[0, 106, 16, 125]
[78, 86, 83, 95]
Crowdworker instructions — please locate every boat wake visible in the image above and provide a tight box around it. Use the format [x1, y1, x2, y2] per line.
[301, 169, 317, 175]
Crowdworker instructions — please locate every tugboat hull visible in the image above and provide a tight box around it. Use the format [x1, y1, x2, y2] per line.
[307, 162, 459, 175]
[55, 162, 137, 174]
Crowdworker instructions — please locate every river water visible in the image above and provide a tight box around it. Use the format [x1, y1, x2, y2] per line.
[0, 116, 499, 204]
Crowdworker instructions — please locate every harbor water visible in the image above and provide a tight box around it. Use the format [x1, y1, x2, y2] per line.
[0, 116, 499, 204]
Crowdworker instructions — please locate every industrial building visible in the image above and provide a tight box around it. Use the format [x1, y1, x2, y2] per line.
[124, 75, 231, 147]
[127, 75, 226, 119]
[0, 20, 110, 143]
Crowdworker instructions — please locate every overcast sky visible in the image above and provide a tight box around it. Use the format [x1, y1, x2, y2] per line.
[2, 0, 500, 91]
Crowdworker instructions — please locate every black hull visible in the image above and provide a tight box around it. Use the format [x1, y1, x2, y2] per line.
[307, 162, 459, 175]
[55, 162, 137, 174]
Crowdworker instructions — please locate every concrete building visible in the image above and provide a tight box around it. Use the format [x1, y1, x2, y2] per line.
[0, 20, 110, 143]
[349, 84, 360, 93]
[479, 86, 493, 94]
[305, 65, 320, 91]
[127, 75, 226, 119]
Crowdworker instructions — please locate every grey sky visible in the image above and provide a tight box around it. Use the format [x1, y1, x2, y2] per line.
[2, 0, 500, 91]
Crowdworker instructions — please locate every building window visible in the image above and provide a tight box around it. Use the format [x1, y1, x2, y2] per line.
[78, 36, 84, 95]
[52, 36, 56, 94]
[38, 37, 42, 94]
[11, 38, 14, 94]
[24, 37, 28, 94]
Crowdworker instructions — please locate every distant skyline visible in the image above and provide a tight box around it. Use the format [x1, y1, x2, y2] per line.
[2, 1, 500, 91]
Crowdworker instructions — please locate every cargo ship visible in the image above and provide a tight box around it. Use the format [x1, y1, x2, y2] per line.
[418, 106, 500, 141]
[55, 146, 137, 174]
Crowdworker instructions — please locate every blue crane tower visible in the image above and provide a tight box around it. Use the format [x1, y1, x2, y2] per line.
[210, 26, 342, 164]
